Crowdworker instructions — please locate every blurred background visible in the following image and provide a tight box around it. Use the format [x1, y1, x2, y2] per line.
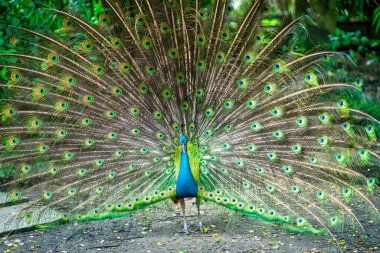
[0, 0, 379, 118]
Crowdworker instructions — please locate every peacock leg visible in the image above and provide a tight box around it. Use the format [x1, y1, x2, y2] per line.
[196, 197, 204, 233]
[179, 198, 189, 233]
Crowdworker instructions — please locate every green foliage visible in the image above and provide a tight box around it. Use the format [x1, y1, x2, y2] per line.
[0, 0, 58, 52]
[336, 0, 372, 21]
[328, 28, 379, 62]
[329, 28, 362, 49]
[373, 7, 380, 34]
[0, 0, 102, 52]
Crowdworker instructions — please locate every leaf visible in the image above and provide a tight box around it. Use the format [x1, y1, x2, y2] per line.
[373, 7, 380, 33]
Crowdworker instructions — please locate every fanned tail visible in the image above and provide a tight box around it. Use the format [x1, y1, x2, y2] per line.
[0, 0, 378, 236]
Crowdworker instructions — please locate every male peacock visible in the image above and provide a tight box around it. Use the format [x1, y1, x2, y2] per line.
[0, 0, 379, 238]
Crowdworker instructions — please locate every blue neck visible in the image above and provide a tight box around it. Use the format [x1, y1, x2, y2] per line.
[176, 135, 198, 198]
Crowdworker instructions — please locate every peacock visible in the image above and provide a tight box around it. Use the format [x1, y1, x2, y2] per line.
[0, 0, 379, 238]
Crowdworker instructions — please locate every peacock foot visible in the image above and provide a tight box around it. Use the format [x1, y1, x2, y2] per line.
[180, 223, 189, 234]
[198, 221, 205, 233]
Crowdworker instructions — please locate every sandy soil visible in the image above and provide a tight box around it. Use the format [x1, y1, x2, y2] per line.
[1, 199, 379, 253]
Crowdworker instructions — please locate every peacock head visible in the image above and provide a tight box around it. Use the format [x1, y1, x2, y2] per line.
[180, 134, 187, 145]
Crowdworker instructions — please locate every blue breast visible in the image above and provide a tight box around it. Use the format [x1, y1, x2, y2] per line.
[176, 144, 198, 198]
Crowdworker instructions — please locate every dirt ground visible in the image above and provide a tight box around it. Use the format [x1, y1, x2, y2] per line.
[1, 198, 379, 253]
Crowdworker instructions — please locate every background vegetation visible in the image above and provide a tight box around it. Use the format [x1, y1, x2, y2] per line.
[0, 0, 379, 119]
